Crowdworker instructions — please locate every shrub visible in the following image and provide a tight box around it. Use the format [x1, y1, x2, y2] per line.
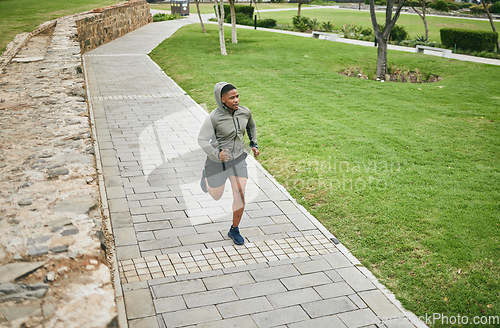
[400, 39, 441, 48]
[407, 0, 421, 8]
[218, 4, 254, 21]
[341, 23, 362, 38]
[321, 21, 334, 32]
[153, 13, 182, 22]
[276, 24, 294, 31]
[468, 4, 485, 15]
[457, 3, 472, 9]
[257, 18, 277, 28]
[360, 27, 372, 36]
[379, 24, 409, 42]
[310, 18, 319, 31]
[292, 15, 313, 32]
[416, 35, 428, 42]
[391, 25, 409, 42]
[228, 12, 253, 25]
[440, 28, 498, 52]
[447, 2, 459, 11]
[491, 2, 500, 14]
[434, 0, 449, 12]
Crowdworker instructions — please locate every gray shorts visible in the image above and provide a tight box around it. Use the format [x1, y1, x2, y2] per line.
[205, 153, 248, 188]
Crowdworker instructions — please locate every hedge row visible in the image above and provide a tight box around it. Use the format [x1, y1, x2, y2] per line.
[220, 4, 254, 20]
[440, 28, 498, 52]
[224, 12, 276, 28]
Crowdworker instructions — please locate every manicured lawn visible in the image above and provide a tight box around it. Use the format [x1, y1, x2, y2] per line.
[150, 24, 499, 327]
[259, 8, 499, 42]
[0, 0, 118, 54]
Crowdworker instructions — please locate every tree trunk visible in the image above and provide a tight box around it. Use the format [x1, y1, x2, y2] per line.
[481, 0, 500, 51]
[214, 0, 227, 55]
[254, 0, 261, 20]
[298, 2, 303, 17]
[423, 5, 428, 40]
[195, 0, 206, 34]
[229, 0, 237, 44]
[369, 0, 405, 78]
[411, 1, 428, 40]
[376, 37, 388, 79]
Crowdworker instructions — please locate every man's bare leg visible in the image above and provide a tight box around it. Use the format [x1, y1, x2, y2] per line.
[206, 178, 225, 201]
[229, 176, 247, 227]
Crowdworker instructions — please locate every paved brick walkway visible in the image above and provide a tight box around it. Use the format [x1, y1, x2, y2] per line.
[83, 18, 427, 328]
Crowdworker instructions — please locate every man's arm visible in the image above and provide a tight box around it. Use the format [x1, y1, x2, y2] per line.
[246, 113, 258, 149]
[198, 115, 220, 160]
[246, 112, 259, 158]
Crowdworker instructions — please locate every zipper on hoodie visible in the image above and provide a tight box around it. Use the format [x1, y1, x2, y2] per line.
[231, 112, 238, 157]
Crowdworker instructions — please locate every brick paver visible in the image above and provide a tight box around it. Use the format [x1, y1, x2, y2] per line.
[83, 16, 427, 328]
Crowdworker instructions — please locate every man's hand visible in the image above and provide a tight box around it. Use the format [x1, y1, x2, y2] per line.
[252, 147, 260, 158]
[219, 149, 230, 162]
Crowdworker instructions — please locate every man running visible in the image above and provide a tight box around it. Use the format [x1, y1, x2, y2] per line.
[198, 82, 259, 245]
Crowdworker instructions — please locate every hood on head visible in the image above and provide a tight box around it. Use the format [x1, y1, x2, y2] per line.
[214, 81, 231, 110]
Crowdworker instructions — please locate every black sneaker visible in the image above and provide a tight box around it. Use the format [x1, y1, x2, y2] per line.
[200, 169, 207, 193]
[228, 226, 244, 245]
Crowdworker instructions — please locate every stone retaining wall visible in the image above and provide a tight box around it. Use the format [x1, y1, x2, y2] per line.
[76, 0, 152, 54]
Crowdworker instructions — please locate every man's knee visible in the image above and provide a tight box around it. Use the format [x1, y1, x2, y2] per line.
[211, 192, 223, 201]
[208, 184, 224, 200]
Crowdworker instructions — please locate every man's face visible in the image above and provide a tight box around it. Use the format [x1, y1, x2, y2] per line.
[221, 89, 239, 110]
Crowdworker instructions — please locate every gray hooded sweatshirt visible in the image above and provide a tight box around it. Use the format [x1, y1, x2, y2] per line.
[198, 82, 258, 163]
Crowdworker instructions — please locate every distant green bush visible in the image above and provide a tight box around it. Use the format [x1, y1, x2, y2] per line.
[457, 2, 472, 9]
[440, 28, 498, 52]
[434, 0, 449, 12]
[228, 12, 253, 25]
[491, 2, 500, 14]
[407, 0, 421, 7]
[379, 24, 409, 43]
[447, 2, 459, 11]
[400, 39, 441, 48]
[468, 4, 485, 14]
[257, 18, 277, 28]
[292, 15, 313, 32]
[223, 4, 254, 19]
[360, 27, 372, 36]
[153, 13, 182, 22]
[216, 4, 254, 22]
[321, 21, 334, 32]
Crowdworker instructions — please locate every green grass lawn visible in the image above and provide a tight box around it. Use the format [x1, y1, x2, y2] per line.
[259, 8, 499, 43]
[0, 0, 118, 54]
[150, 24, 500, 327]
